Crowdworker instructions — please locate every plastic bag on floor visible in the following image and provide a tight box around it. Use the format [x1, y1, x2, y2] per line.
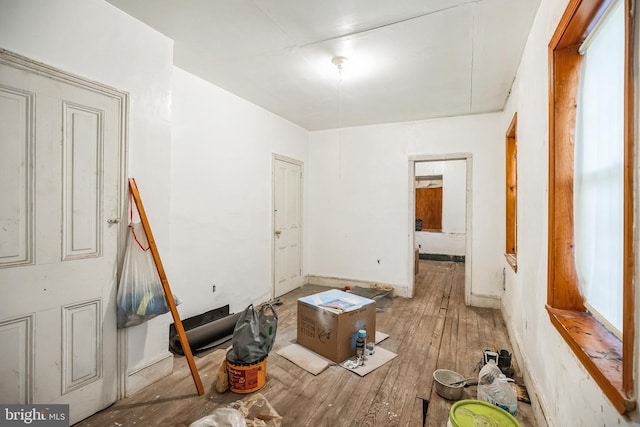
[229, 393, 282, 427]
[188, 408, 247, 427]
[189, 394, 281, 427]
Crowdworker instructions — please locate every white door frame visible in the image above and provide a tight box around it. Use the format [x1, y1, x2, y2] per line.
[408, 153, 472, 303]
[0, 49, 129, 400]
[271, 153, 304, 299]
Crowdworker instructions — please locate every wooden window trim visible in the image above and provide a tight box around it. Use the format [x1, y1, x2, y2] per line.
[505, 113, 517, 272]
[504, 253, 517, 272]
[548, 0, 635, 414]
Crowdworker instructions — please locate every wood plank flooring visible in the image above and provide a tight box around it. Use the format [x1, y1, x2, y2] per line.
[76, 260, 537, 426]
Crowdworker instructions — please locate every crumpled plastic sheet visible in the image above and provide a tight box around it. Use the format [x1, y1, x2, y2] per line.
[189, 393, 282, 427]
[188, 407, 246, 427]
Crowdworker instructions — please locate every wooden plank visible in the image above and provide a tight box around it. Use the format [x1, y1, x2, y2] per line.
[385, 278, 445, 423]
[338, 289, 429, 424]
[128, 178, 204, 396]
[357, 264, 445, 425]
[425, 267, 458, 426]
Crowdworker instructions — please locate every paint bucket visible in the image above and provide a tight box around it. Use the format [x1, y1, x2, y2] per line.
[226, 351, 267, 394]
[447, 400, 521, 427]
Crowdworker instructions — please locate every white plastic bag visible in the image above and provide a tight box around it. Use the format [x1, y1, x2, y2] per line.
[188, 408, 247, 427]
[477, 359, 502, 402]
[189, 394, 281, 427]
[116, 222, 179, 328]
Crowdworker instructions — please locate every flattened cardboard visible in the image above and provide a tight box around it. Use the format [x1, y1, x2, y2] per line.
[297, 290, 376, 363]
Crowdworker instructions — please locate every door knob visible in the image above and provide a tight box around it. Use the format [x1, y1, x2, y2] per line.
[274, 229, 282, 236]
[107, 218, 120, 224]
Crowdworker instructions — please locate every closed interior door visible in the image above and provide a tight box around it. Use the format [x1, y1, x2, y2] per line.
[0, 56, 123, 424]
[273, 157, 302, 298]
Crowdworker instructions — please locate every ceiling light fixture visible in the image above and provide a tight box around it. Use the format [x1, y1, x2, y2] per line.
[332, 55, 349, 74]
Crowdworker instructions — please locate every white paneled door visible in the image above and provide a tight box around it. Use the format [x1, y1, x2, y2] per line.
[0, 54, 124, 424]
[273, 157, 302, 298]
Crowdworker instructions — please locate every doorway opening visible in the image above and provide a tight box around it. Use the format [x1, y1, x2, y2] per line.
[408, 154, 472, 301]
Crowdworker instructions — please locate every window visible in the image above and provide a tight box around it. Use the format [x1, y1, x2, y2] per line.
[505, 113, 517, 271]
[575, 0, 625, 336]
[548, 0, 635, 413]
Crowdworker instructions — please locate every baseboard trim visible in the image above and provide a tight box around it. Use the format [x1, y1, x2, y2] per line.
[418, 253, 465, 263]
[125, 351, 173, 397]
[469, 293, 501, 309]
[501, 306, 553, 427]
[306, 275, 408, 298]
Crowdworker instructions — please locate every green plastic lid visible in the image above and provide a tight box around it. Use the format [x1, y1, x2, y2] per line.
[449, 400, 521, 427]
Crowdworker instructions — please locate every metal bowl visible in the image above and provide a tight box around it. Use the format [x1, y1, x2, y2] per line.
[433, 369, 466, 400]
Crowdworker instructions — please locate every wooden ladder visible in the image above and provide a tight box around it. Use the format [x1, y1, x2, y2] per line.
[128, 177, 204, 395]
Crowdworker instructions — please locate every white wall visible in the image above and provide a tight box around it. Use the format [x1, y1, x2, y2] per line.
[415, 160, 466, 256]
[0, 0, 175, 394]
[308, 114, 504, 298]
[169, 67, 308, 319]
[501, 0, 640, 424]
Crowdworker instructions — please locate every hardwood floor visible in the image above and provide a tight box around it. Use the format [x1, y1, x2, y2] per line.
[76, 260, 537, 426]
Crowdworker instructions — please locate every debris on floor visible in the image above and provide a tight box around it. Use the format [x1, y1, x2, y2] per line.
[189, 393, 282, 427]
[515, 383, 531, 404]
[214, 357, 228, 393]
[348, 285, 394, 312]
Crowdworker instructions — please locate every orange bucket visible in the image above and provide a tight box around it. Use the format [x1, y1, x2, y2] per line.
[226, 351, 267, 394]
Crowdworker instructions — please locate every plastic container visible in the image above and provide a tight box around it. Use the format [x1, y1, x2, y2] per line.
[485, 374, 518, 416]
[448, 400, 521, 427]
[226, 350, 267, 394]
[366, 341, 375, 356]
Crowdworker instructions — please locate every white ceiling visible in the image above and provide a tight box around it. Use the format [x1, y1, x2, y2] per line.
[107, 0, 540, 131]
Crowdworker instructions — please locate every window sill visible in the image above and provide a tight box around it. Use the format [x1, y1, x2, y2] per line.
[546, 305, 635, 414]
[504, 253, 517, 272]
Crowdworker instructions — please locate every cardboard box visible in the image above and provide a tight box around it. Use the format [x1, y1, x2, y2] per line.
[297, 289, 376, 363]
